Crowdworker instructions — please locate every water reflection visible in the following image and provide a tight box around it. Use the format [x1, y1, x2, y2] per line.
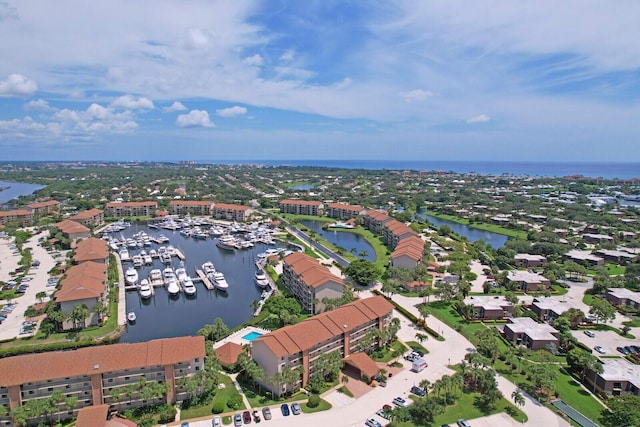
[299, 220, 376, 261]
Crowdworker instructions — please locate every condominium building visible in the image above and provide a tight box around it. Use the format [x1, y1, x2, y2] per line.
[56, 219, 91, 242]
[105, 201, 157, 218]
[382, 220, 417, 249]
[389, 236, 425, 270]
[279, 199, 322, 216]
[585, 358, 640, 396]
[169, 200, 214, 216]
[69, 208, 104, 227]
[362, 210, 393, 235]
[463, 296, 514, 320]
[212, 203, 251, 222]
[514, 254, 547, 268]
[507, 270, 551, 292]
[26, 200, 60, 214]
[606, 288, 640, 310]
[0, 209, 33, 226]
[55, 261, 108, 330]
[251, 296, 394, 396]
[326, 203, 365, 220]
[282, 252, 344, 314]
[0, 337, 205, 426]
[530, 297, 574, 322]
[502, 317, 559, 350]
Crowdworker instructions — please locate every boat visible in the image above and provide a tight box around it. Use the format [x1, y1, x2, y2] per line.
[182, 276, 197, 296]
[127, 312, 137, 322]
[202, 261, 216, 276]
[138, 279, 152, 299]
[212, 270, 229, 291]
[175, 266, 188, 283]
[163, 268, 180, 295]
[119, 248, 130, 261]
[149, 269, 163, 285]
[254, 269, 269, 288]
[216, 236, 236, 251]
[132, 254, 143, 268]
[125, 267, 138, 285]
[143, 253, 153, 265]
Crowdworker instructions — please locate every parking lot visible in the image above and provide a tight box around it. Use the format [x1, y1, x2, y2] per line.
[572, 328, 640, 356]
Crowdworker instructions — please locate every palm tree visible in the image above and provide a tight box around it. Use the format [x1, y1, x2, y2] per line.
[419, 287, 434, 304]
[415, 332, 428, 344]
[36, 291, 46, 304]
[419, 379, 431, 394]
[511, 390, 525, 409]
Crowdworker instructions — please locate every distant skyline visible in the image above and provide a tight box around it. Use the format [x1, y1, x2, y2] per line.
[1, 1, 640, 162]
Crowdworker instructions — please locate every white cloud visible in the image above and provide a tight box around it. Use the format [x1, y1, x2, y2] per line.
[243, 54, 263, 66]
[176, 109, 214, 128]
[24, 99, 54, 111]
[216, 106, 247, 118]
[110, 95, 154, 110]
[164, 101, 187, 112]
[50, 103, 139, 138]
[466, 114, 491, 124]
[399, 89, 435, 103]
[280, 50, 295, 62]
[0, 74, 38, 97]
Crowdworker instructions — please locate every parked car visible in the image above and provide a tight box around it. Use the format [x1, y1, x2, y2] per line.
[212, 416, 222, 427]
[281, 403, 290, 416]
[393, 396, 410, 407]
[234, 413, 242, 427]
[291, 402, 301, 415]
[262, 407, 271, 420]
[457, 419, 471, 427]
[252, 410, 261, 423]
[365, 418, 382, 427]
[243, 410, 252, 424]
[181, 423, 189, 427]
[410, 386, 426, 397]
[594, 346, 606, 354]
[618, 347, 630, 355]
[584, 330, 595, 338]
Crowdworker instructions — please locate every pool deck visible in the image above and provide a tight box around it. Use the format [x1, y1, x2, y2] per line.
[213, 326, 271, 349]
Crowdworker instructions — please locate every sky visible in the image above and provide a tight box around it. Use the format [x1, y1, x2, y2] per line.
[1, 0, 640, 162]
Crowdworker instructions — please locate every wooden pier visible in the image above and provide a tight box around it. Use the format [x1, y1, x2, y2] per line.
[194, 269, 215, 290]
[174, 249, 185, 260]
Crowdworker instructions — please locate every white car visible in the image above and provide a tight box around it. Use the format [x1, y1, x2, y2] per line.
[365, 418, 382, 427]
[392, 396, 410, 407]
[212, 416, 221, 427]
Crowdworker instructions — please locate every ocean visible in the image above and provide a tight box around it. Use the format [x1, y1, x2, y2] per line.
[208, 160, 640, 180]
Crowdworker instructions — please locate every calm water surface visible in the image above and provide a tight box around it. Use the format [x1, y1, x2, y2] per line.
[416, 213, 509, 248]
[118, 225, 283, 343]
[300, 220, 376, 261]
[0, 180, 45, 204]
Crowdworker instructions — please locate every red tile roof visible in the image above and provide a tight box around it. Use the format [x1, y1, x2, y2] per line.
[254, 296, 393, 358]
[279, 199, 322, 206]
[214, 203, 250, 211]
[75, 404, 109, 427]
[215, 342, 244, 366]
[284, 252, 344, 289]
[0, 336, 205, 387]
[342, 352, 380, 379]
[56, 219, 90, 235]
[71, 208, 104, 221]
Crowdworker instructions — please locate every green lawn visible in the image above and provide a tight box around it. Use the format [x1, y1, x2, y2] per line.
[371, 340, 408, 363]
[554, 369, 606, 424]
[605, 264, 625, 275]
[180, 374, 245, 420]
[422, 211, 528, 239]
[301, 398, 332, 413]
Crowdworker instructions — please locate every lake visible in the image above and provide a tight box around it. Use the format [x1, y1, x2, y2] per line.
[117, 225, 286, 343]
[0, 180, 45, 204]
[299, 220, 376, 261]
[416, 213, 509, 248]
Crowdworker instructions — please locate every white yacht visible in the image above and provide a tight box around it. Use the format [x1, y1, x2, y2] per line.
[119, 248, 130, 261]
[138, 279, 152, 299]
[132, 254, 143, 268]
[182, 276, 197, 296]
[127, 312, 137, 322]
[254, 269, 269, 288]
[202, 261, 216, 276]
[163, 268, 180, 295]
[143, 253, 153, 265]
[212, 270, 229, 291]
[125, 267, 138, 285]
[175, 266, 188, 283]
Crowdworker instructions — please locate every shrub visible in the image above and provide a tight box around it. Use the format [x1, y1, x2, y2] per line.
[157, 405, 177, 423]
[307, 394, 320, 408]
[212, 400, 226, 414]
[226, 394, 243, 410]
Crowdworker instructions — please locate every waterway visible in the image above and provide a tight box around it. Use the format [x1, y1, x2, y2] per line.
[0, 180, 45, 204]
[299, 220, 376, 261]
[416, 213, 509, 248]
[117, 225, 287, 343]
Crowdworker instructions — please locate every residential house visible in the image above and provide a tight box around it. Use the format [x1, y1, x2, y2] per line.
[212, 203, 251, 222]
[564, 249, 605, 267]
[530, 297, 573, 322]
[606, 288, 640, 310]
[282, 252, 345, 313]
[0, 337, 205, 426]
[251, 296, 394, 396]
[463, 296, 514, 320]
[105, 201, 157, 217]
[507, 270, 551, 292]
[585, 358, 640, 396]
[514, 254, 547, 268]
[594, 249, 638, 265]
[279, 199, 322, 216]
[502, 317, 559, 350]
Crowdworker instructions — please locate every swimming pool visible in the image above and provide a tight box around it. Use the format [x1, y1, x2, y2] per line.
[242, 331, 263, 341]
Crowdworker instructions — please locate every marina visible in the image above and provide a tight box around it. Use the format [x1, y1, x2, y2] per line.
[103, 220, 291, 343]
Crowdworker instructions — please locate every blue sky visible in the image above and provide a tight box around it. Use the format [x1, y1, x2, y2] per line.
[1, 0, 640, 162]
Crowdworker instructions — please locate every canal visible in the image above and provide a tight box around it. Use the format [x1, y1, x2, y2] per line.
[416, 213, 509, 248]
[299, 220, 376, 261]
[117, 225, 287, 343]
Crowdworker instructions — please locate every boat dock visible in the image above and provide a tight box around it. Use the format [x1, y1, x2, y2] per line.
[194, 269, 215, 290]
[174, 248, 185, 260]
